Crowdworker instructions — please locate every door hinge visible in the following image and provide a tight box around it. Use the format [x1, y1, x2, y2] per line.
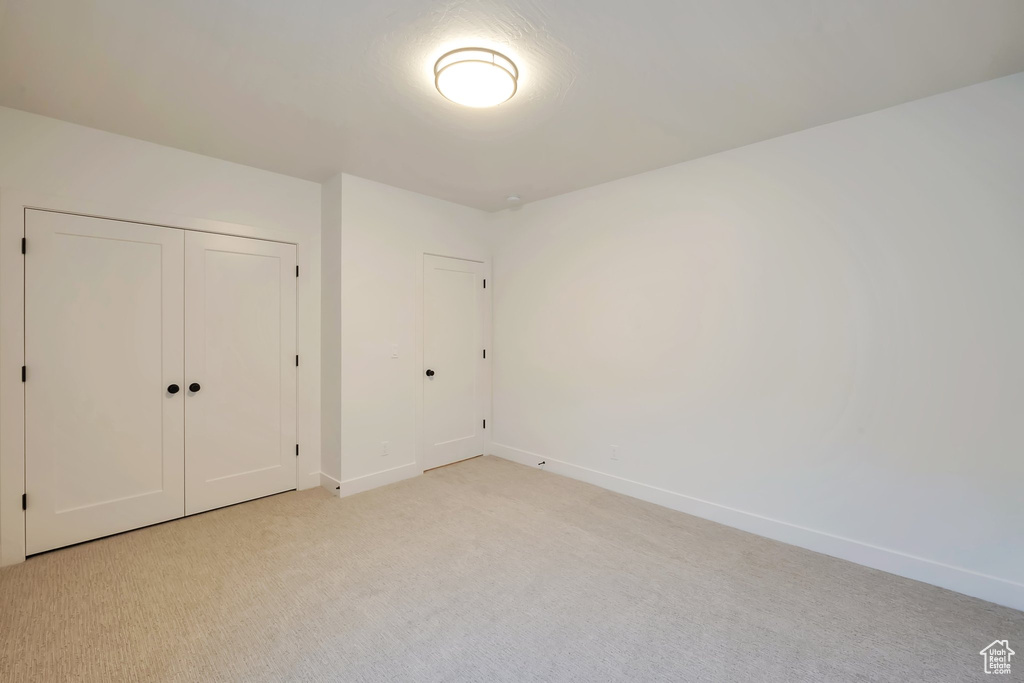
[482, 349, 486, 359]
[22, 493, 27, 510]
[483, 419, 486, 429]
[21, 237, 26, 254]
[296, 265, 299, 277]
[295, 355, 299, 367]
[295, 444, 299, 456]
[21, 366, 26, 382]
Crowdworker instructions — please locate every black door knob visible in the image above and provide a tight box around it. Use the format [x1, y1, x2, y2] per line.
[425, 369, 435, 377]
[189, 383, 201, 392]
[167, 384, 180, 394]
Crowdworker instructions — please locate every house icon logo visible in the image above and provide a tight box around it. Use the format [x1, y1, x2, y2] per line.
[980, 640, 1014, 675]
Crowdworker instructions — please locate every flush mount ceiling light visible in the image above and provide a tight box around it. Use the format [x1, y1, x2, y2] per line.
[434, 48, 518, 108]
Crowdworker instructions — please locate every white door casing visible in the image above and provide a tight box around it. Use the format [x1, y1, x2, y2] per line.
[422, 255, 485, 470]
[184, 231, 297, 514]
[24, 210, 185, 554]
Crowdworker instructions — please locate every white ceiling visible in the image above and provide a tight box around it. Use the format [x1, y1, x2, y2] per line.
[1, 0, 1023, 211]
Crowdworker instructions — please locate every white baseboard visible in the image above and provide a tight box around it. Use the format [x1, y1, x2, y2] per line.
[488, 442, 1024, 612]
[319, 471, 341, 495]
[336, 462, 421, 498]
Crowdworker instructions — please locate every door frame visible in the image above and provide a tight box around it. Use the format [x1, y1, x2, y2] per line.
[417, 252, 492, 474]
[0, 188, 314, 566]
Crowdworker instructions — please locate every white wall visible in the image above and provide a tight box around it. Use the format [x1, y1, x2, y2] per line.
[0, 106, 319, 233]
[336, 173, 490, 495]
[320, 174, 343, 487]
[489, 73, 1024, 610]
[0, 104, 323, 492]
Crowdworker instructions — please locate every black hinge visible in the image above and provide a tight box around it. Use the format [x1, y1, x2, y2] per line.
[21, 237, 26, 254]
[483, 278, 486, 289]
[483, 419, 486, 429]
[22, 493, 26, 510]
[483, 349, 486, 359]
[296, 265, 299, 277]
[295, 355, 299, 367]
[21, 366, 26, 382]
[295, 444, 299, 456]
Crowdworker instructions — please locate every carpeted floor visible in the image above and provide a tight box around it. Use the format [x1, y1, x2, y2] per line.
[0, 456, 1021, 682]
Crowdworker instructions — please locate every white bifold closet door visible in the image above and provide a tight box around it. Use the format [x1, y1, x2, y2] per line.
[183, 231, 297, 515]
[25, 210, 185, 555]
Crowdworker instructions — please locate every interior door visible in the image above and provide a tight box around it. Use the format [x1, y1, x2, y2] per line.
[423, 255, 485, 470]
[184, 231, 297, 514]
[24, 210, 185, 554]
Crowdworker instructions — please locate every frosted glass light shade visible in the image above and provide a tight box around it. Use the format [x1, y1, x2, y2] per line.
[434, 48, 518, 108]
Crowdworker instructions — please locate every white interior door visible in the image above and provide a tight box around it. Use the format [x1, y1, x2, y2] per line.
[423, 255, 485, 470]
[184, 232, 297, 514]
[24, 210, 185, 554]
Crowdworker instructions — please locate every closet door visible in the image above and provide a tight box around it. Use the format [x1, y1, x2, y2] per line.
[184, 232, 297, 514]
[24, 210, 185, 554]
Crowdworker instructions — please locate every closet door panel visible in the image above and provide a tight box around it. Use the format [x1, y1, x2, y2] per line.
[184, 232, 297, 514]
[24, 210, 185, 554]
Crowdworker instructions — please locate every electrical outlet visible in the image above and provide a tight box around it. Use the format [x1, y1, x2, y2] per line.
[610, 445, 620, 461]
[390, 344, 399, 359]
[381, 441, 390, 457]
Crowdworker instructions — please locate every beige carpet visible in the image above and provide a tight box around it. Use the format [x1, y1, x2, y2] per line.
[1, 456, 1021, 682]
